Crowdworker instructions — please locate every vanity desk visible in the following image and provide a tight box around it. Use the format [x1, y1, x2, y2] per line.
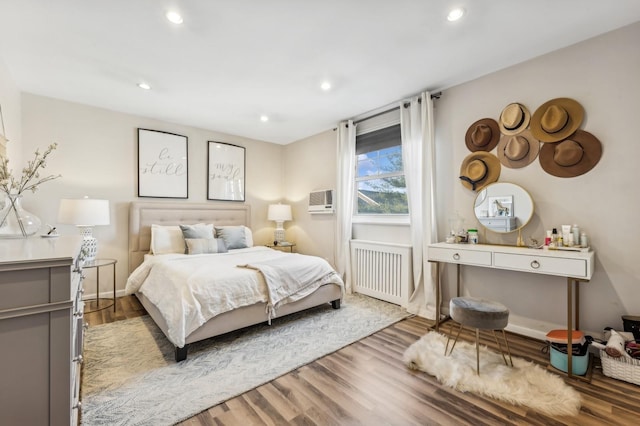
[427, 242, 594, 379]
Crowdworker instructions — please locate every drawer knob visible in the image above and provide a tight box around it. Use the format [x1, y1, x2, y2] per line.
[73, 401, 82, 410]
[530, 260, 540, 269]
[73, 355, 84, 364]
[453, 253, 460, 260]
[83, 322, 90, 330]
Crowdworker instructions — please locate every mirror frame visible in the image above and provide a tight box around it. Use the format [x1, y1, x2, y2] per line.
[473, 182, 534, 234]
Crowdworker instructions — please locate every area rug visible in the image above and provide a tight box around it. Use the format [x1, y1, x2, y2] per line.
[403, 331, 582, 417]
[81, 294, 409, 425]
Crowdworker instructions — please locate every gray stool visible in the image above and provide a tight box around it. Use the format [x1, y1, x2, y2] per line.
[445, 296, 513, 375]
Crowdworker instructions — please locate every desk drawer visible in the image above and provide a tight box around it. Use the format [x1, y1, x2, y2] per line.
[494, 252, 587, 278]
[428, 246, 492, 266]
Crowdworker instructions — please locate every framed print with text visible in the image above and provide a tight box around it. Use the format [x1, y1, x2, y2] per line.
[138, 128, 188, 198]
[207, 141, 245, 201]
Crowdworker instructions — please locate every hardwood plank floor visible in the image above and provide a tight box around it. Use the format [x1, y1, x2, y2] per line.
[85, 296, 640, 425]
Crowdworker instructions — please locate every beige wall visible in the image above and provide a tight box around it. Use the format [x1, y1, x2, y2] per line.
[19, 93, 284, 296]
[432, 22, 640, 338]
[282, 129, 338, 266]
[0, 57, 21, 161]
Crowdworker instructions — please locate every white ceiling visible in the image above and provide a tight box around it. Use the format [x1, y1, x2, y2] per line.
[1, 1, 640, 145]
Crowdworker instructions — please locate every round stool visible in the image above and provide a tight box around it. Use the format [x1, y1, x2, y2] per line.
[445, 296, 513, 375]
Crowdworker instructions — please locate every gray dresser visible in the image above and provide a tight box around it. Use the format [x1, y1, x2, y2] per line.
[0, 235, 84, 425]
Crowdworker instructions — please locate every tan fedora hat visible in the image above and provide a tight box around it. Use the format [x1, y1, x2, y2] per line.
[465, 118, 500, 152]
[530, 97, 584, 142]
[459, 152, 501, 191]
[497, 130, 540, 169]
[499, 103, 531, 135]
[539, 130, 602, 177]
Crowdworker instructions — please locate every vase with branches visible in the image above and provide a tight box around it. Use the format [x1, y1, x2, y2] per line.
[0, 143, 61, 237]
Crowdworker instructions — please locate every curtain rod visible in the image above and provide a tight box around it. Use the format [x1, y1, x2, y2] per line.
[353, 91, 442, 124]
[335, 91, 443, 129]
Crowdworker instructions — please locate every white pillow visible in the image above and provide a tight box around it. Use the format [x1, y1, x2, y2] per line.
[150, 224, 185, 254]
[185, 238, 228, 254]
[244, 226, 254, 247]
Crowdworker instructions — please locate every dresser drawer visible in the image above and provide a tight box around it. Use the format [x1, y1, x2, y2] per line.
[428, 246, 492, 266]
[494, 252, 588, 278]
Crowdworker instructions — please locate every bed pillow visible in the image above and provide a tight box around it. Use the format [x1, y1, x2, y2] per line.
[179, 223, 214, 239]
[184, 238, 228, 255]
[215, 225, 250, 250]
[150, 225, 185, 254]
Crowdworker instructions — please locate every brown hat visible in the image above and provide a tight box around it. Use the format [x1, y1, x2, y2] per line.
[497, 130, 540, 169]
[499, 103, 530, 135]
[539, 130, 602, 177]
[459, 152, 501, 191]
[530, 98, 584, 142]
[465, 118, 500, 152]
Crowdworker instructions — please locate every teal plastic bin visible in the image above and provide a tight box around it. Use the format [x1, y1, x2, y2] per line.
[550, 345, 589, 376]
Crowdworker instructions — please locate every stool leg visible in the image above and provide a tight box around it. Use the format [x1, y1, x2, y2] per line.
[492, 330, 509, 366]
[475, 328, 480, 375]
[445, 321, 464, 357]
[502, 329, 514, 367]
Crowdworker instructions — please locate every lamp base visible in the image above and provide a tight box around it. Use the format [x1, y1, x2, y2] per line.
[274, 221, 285, 243]
[80, 226, 98, 261]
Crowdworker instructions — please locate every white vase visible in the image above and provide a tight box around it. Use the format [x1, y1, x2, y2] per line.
[0, 193, 42, 238]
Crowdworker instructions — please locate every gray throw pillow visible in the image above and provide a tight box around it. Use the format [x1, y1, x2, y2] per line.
[214, 226, 248, 250]
[184, 238, 228, 255]
[180, 223, 214, 239]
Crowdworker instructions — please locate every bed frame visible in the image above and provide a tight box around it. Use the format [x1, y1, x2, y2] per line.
[128, 201, 343, 361]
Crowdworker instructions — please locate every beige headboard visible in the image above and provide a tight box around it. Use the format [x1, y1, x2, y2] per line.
[128, 201, 251, 273]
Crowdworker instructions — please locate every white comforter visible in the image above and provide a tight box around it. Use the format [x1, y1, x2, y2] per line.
[125, 246, 344, 347]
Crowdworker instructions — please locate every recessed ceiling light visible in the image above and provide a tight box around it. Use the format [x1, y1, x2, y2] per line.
[260, 115, 269, 122]
[166, 11, 184, 24]
[137, 82, 151, 90]
[447, 7, 465, 22]
[320, 81, 332, 91]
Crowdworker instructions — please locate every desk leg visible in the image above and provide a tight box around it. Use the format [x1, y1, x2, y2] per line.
[435, 262, 441, 332]
[575, 281, 580, 331]
[567, 277, 573, 379]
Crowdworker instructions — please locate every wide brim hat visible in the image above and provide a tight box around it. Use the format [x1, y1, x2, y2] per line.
[539, 130, 602, 177]
[459, 152, 501, 191]
[497, 130, 540, 169]
[465, 118, 500, 152]
[499, 102, 531, 135]
[530, 97, 584, 142]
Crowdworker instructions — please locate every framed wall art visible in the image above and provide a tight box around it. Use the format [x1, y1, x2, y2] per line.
[138, 128, 188, 198]
[207, 141, 245, 201]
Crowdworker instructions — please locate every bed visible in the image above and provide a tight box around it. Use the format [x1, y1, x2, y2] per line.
[126, 201, 344, 361]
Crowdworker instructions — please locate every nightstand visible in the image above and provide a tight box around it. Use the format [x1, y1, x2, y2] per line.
[266, 243, 296, 253]
[83, 258, 117, 313]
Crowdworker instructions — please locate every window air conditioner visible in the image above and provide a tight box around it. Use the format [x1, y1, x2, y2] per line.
[308, 189, 334, 214]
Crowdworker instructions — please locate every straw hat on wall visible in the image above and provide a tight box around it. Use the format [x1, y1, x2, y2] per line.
[459, 152, 501, 191]
[530, 98, 584, 142]
[539, 130, 602, 177]
[498, 102, 531, 135]
[496, 130, 540, 169]
[465, 118, 500, 152]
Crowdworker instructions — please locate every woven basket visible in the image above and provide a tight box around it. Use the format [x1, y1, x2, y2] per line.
[600, 350, 640, 385]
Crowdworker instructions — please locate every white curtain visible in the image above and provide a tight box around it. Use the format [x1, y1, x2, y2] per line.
[335, 120, 356, 292]
[401, 92, 439, 319]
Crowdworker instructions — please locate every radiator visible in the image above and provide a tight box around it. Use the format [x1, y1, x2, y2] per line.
[350, 240, 412, 307]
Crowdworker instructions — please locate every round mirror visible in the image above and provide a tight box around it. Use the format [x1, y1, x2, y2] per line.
[473, 182, 534, 233]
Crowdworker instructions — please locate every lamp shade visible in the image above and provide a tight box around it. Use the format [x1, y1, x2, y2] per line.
[267, 204, 292, 222]
[58, 198, 110, 226]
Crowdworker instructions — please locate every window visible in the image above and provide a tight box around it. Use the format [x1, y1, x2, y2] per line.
[355, 123, 408, 215]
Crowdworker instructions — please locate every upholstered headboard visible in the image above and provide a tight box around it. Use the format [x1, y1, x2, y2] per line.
[128, 201, 251, 273]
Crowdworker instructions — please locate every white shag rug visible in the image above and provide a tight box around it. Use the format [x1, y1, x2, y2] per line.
[403, 331, 582, 417]
[81, 294, 408, 425]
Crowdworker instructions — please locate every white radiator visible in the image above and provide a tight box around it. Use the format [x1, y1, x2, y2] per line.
[350, 240, 412, 307]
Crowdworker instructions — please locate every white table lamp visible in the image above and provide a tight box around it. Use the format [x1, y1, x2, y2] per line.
[58, 197, 110, 261]
[267, 204, 292, 243]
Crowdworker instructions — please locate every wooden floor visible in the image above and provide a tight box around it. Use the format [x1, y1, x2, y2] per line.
[86, 296, 640, 425]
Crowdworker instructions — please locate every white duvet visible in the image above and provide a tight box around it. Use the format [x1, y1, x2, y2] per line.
[125, 246, 344, 347]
